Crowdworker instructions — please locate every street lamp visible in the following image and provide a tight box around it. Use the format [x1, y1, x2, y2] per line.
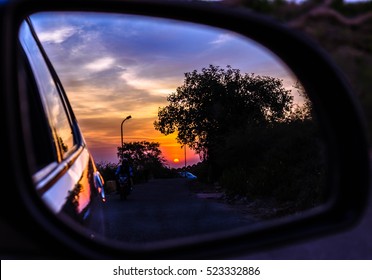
[182, 144, 187, 178]
[120, 115, 132, 159]
[184, 145, 187, 172]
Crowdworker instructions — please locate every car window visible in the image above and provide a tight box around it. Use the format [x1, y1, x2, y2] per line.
[19, 20, 76, 167]
[18, 44, 56, 174]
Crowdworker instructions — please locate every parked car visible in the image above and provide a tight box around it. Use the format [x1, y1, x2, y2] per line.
[0, 0, 370, 260]
[178, 171, 198, 180]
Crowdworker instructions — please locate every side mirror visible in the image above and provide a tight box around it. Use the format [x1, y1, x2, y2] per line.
[1, 0, 370, 259]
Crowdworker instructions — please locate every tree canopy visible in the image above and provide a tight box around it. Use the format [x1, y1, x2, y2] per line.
[154, 65, 293, 161]
[118, 141, 165, 173]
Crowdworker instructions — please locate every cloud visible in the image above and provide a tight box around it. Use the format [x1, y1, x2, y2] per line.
[84, 57, 115, 72]
[209, 34, 232, 46]
[119, 67, 180, 96]
[38, 26, 77, 44]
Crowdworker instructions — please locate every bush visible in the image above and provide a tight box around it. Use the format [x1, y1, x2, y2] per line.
[218, 119, 327, 211]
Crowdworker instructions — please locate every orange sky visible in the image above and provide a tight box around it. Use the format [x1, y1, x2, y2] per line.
[78, 116, 201, 168]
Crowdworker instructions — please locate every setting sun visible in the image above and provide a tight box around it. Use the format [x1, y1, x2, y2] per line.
[173, 158, 179, 163]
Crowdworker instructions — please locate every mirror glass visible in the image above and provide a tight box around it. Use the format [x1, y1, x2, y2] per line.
[22, 12, 327, 245]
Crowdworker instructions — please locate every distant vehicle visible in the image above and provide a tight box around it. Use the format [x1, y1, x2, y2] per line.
[178, 171, 197, 180]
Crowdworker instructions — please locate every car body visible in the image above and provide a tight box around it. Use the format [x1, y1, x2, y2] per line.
[0, 0, 370, 260]
[178, 171, 198, 180]
[18, 17, 105, 225]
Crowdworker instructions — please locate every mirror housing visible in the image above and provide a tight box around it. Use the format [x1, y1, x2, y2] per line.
[1, 0, 370, 259]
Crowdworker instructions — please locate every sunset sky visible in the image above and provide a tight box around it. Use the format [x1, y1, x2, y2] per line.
[30, 12, 299, 168]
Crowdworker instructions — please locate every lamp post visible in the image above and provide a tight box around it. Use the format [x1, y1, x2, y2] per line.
[182, 144, 187, 178]
[120, 115, 131, 159]
[184, 145, 187, 171]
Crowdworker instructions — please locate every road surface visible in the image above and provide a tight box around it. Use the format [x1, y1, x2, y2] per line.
[96, 178, 258, 244]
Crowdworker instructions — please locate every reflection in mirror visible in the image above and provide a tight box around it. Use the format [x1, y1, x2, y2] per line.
[26, 12, 327, 245]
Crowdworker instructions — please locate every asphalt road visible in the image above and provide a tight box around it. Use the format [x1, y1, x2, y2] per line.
[97, 178, 257, 244]
[86, 176, 372, 259]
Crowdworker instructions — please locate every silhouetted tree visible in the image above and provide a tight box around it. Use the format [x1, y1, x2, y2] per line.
[154, 65, 324, 212]
[118, 141, 166, 182]
[154, 65, 293, 163]
[96, 161, 117, 181]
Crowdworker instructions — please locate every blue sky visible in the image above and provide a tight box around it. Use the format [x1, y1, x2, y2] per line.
[30, 12, 299, 166]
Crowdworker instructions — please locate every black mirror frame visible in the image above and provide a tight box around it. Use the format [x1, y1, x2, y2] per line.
[1, 0, 370, 259]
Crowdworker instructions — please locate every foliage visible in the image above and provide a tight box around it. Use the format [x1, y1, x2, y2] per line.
[218, 119, 326, 210]
[95, 161, 118, 194]
[96, 161, 118, 181]
[117, 141, 167, 182]
[154, 63, 325, 213]
[186, 161, 212, 184]
[237, 0, 372, 22]
[154, 65, 293, 162]
[236, 0, 302, 22]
